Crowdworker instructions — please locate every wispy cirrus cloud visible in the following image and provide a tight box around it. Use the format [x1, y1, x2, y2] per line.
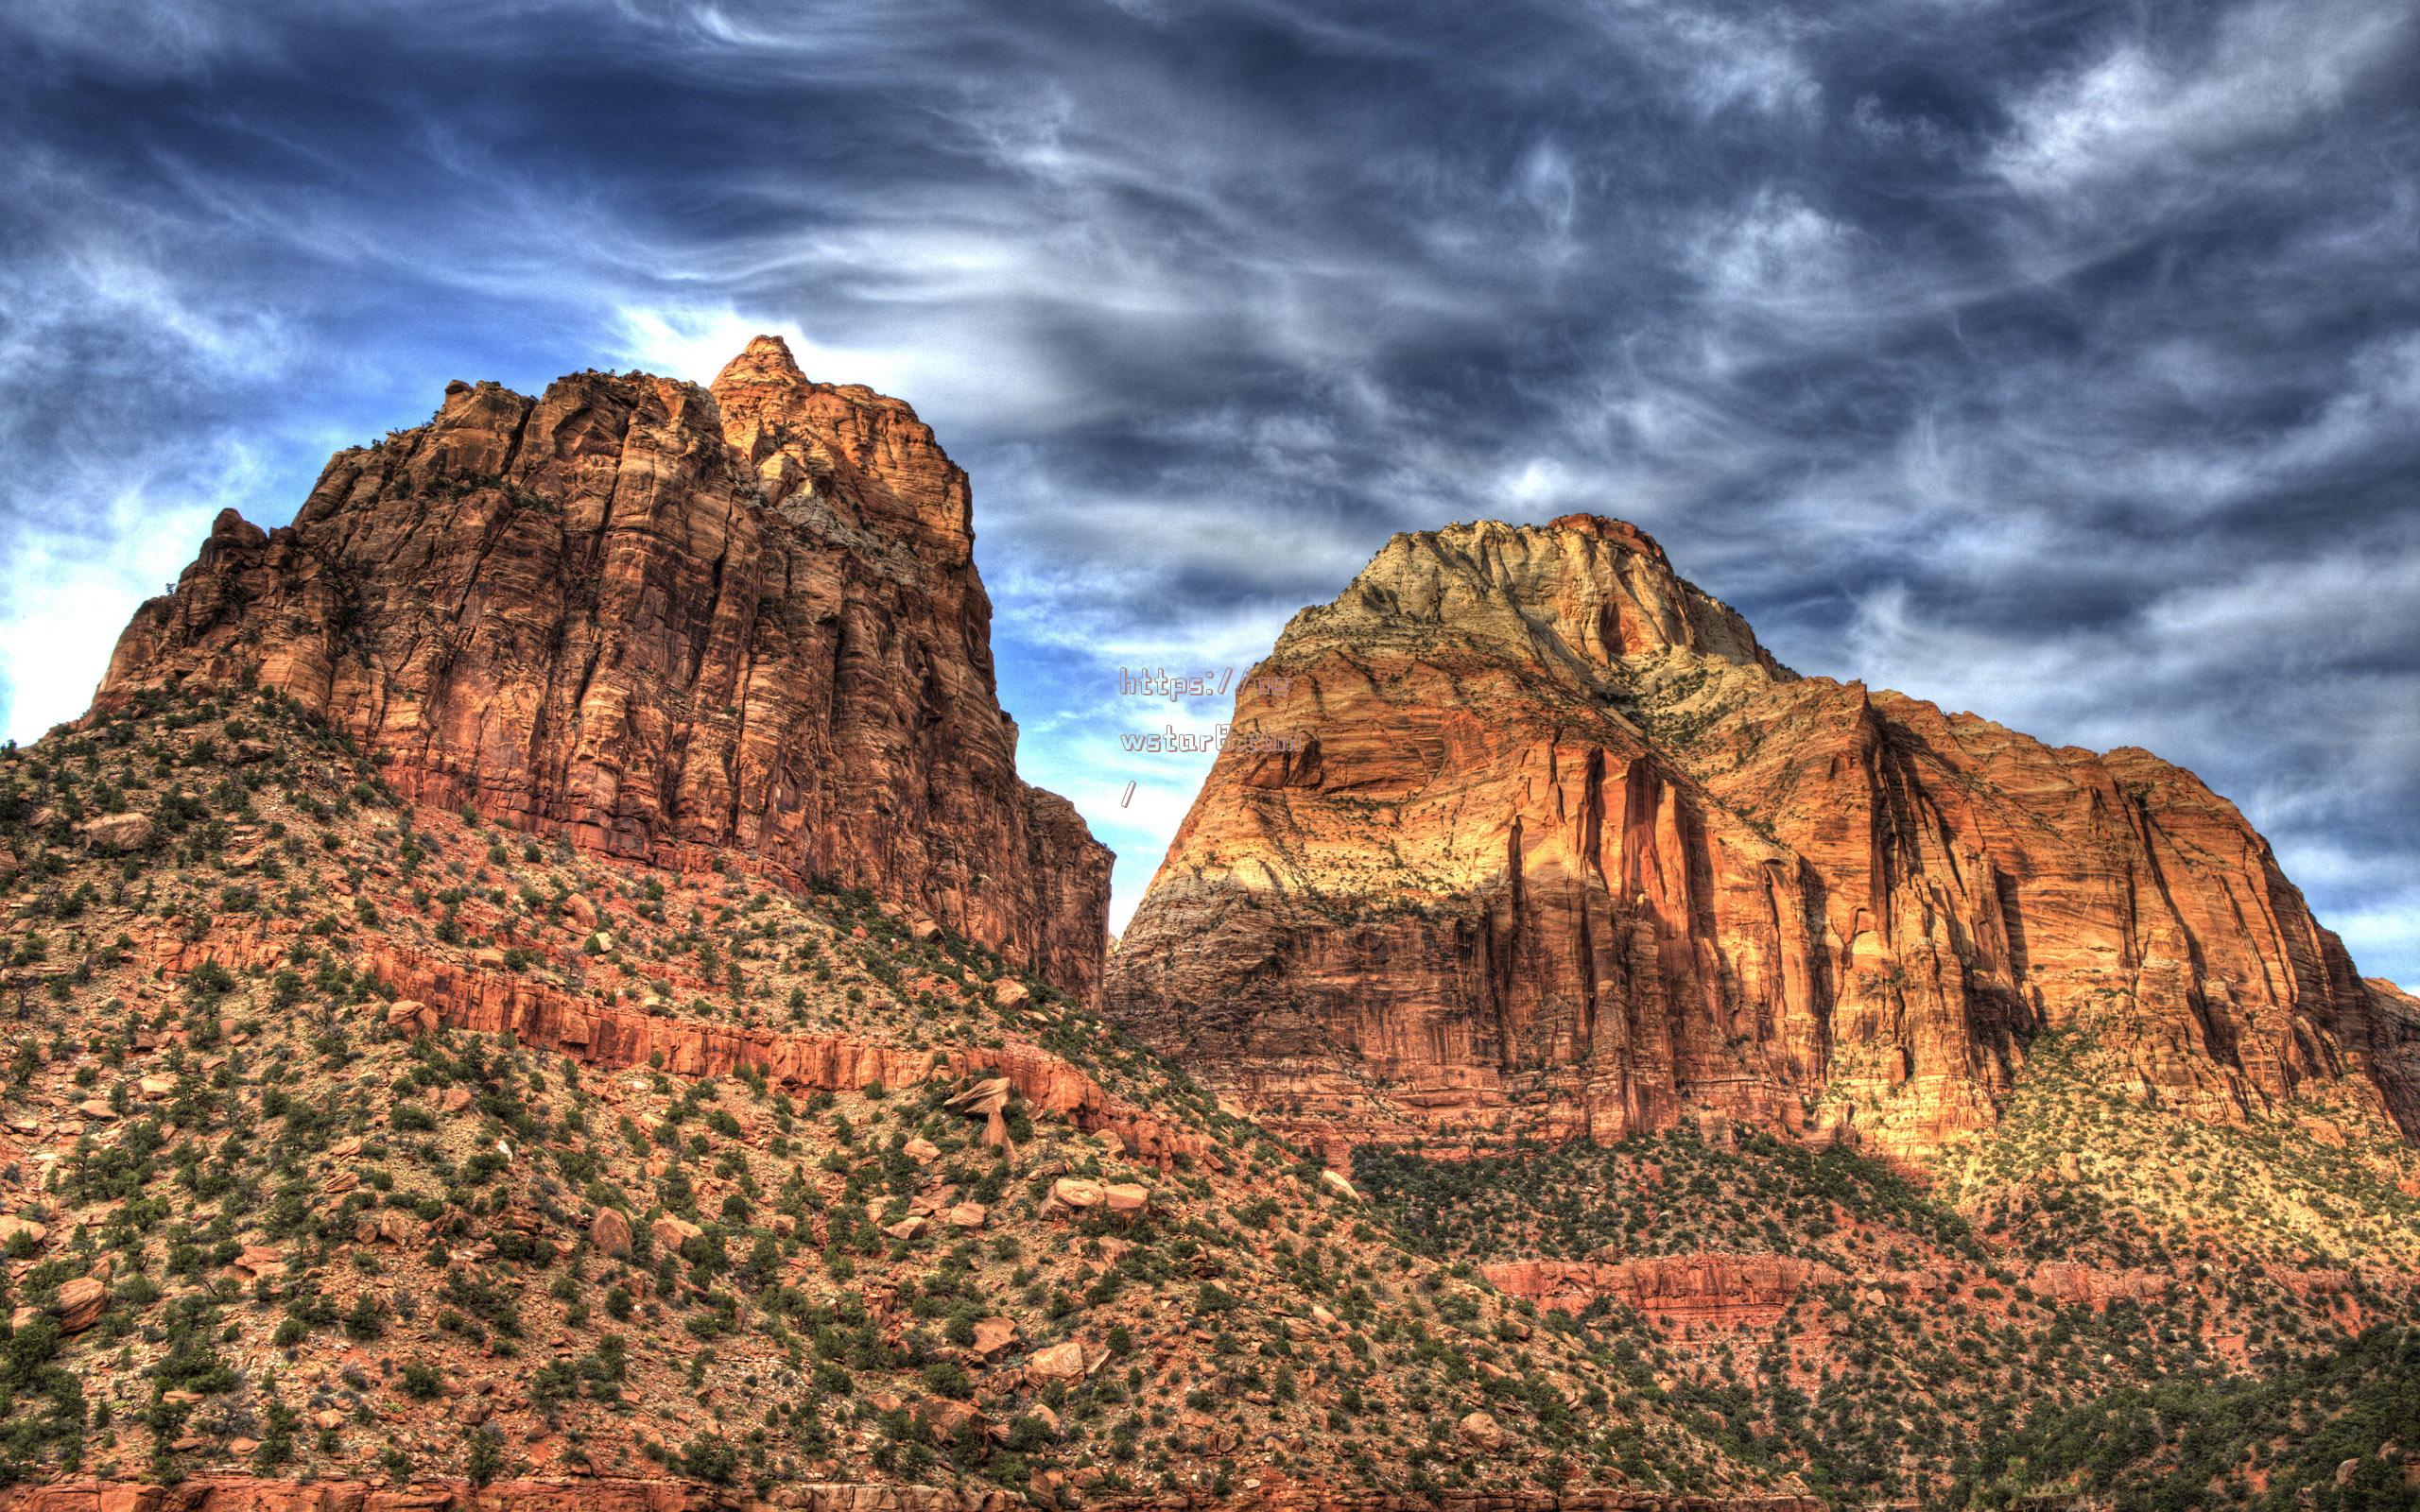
[0, 0, 2412, 971]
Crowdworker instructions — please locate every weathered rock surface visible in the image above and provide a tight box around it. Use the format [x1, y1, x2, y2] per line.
[96, 337, 1110, 1000]
[145, 926, 1211, 1171]
[51, 1277, 106, 1333]
[1108, 515, 2419, 1158]
[1483, 1255, 1840, 1328]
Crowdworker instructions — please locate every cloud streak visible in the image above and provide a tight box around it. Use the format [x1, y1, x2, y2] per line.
[1, 0, 2413, 976]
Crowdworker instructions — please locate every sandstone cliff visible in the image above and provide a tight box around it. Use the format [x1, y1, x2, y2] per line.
[1106, 515, 2417, 1159]
[95, 337, 1111, 999]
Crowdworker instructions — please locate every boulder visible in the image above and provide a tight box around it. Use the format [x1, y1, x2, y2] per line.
[591, 1207, 633, 1258]
[54, 1276, 106, 1333]
[1456, 1410, 1505, 1452]
[233, 1244, 285, 1279]
[945, 1076, 1013, 1116]
[1050, 1177, 1103, 1212]
[650, 1214, 704, 1253]
[79, 813, 154, 852]
[1028, 1340, 1088, 1383]
[972, 1317, 1020, 1358]
[353, 1210, 418, 1247]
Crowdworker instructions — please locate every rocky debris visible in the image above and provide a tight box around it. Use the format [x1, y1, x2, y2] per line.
[352, 1210, 417, 1247]
[1107, 513, 2420, 1158]
[98, 338, 1111, 1001]
[384, 999, 435, 1035]
[992, 979, 1030, 1012]
[2030, 1263, 2175, 1310]
[649, 1215, 703, 1253]
[78, 813, 154, 852]
[944, 1202, 988, 1229]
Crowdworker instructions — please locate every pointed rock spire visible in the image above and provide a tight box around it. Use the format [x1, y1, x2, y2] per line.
[714, 332, 806, 389]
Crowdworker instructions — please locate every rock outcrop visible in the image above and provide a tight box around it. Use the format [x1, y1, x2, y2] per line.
[1483, 1255, 1839, 1328]
[95, 337, 1110, 999]
[1107, 515, 2418, 1158]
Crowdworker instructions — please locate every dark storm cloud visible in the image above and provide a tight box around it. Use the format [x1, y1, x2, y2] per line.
[3, 0, 2413, 975]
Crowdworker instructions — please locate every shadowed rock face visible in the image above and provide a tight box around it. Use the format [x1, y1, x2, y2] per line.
[95, 336, 1112, 1000]
[1106, 515, 2419, 1160]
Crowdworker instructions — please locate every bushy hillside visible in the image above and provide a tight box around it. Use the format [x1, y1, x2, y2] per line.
[1356, 1108, 2420, 1507]
[0, 688, 1785, 1504]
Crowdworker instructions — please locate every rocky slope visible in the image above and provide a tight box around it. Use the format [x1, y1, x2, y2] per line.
[1106, 515, 2419, 1161]
[0, 687, 1808, 1508]
[95, 338, 1111, 1002]
[1353, 1106, 2420, 1505]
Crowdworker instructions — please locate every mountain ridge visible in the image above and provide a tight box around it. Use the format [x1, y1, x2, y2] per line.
[1107, 510, 2418, 1161]
[91, 337, 1112, 1003]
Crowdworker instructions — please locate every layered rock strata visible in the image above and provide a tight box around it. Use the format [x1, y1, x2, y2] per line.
[1107, 515, 2417, 1159]
[1481, 1255, 1839, 1328]
[95, 338, 1110, 998]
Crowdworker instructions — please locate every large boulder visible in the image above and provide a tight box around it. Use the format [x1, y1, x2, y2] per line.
[54, 1277, 107, 1333]
[591, 1207, 633, 1258]
[79, 813, 154, 852]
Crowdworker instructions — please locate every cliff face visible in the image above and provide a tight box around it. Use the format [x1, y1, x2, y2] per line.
[1106, 515, 2417, 1159]
[96, 336, 1112, 999]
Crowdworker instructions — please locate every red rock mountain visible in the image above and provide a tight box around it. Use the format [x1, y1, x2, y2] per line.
[97, 336, 1111, 998]
[1106, 515, 2420, 1160]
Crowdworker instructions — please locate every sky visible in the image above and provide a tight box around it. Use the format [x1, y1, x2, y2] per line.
[1, 0, 2413, 984]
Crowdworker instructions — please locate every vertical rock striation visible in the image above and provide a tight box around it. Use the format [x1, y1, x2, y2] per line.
[1106, 515, 2416, 1159]
[96, 336, 1112, 999]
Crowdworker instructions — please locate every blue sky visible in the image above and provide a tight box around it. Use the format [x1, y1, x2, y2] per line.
[1, 0, 2413, 983]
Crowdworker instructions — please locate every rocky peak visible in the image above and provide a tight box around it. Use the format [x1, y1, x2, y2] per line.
[714, 331, 807, 386]
[96, 343, 1111, 999]
[1108, 514, 2417, 1160]
[1282, 515, 1784, 688]
[708, 333, 974, 564]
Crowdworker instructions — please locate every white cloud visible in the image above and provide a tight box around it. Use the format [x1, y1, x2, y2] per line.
[1993, 0, 2411, 197]
[0, 454, 251, 744]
